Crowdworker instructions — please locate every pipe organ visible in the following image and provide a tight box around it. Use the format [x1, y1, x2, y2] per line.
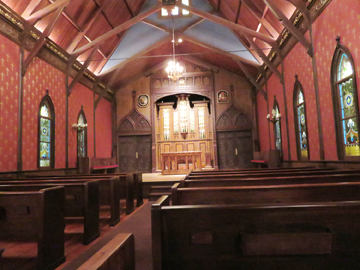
[156, 94, 214, 173]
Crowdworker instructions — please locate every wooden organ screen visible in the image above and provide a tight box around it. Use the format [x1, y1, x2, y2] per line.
[155, 95, 214, 171]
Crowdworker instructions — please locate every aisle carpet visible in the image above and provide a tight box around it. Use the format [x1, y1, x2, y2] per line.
[61, 201, 153, 270]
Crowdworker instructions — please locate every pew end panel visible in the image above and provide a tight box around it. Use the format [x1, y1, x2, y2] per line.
[152, 195, 171, 270]
[79, 157, 118, 174]
[77, 233, 135, 270]
[153, 201, 360, 270]
[83, 180, 100, 245]
[134, 172, 143, 207]
[0, 186, 65, 270]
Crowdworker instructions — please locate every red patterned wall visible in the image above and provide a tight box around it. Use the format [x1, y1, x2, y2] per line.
[22, 57, 66, 170]
[68, 82, 95, 168]
[257, 0, 360, 161]
[0, 35, 19, 171]
[96, 98, 112, 158]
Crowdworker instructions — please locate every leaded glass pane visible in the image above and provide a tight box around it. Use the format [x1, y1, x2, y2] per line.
[40, 142, 50, 167]
[198, 107, 205, 139]
[40, 104, 49, 117]
[298, 90, 304, 105]
[40, 118, 50, 143]
[179, 100, 188, 133]
[340, 78, 356, 119]
[338, 53, 353, 81]
[343, 117, 360, 156]
[78, 114, 84, 125]
[78, 129, 85, 157]
[275, 121, 281, 151]
[173, 111, 179, 134]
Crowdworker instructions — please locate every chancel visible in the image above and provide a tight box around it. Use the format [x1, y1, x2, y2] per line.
[0, 0, 359, 269]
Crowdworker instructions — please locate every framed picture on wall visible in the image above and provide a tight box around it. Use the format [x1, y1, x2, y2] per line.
[138, 94, 149, 107]
[217, 90, 228, 103]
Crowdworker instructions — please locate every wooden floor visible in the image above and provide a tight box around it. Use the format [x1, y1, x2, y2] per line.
[0, 200, 143, 270]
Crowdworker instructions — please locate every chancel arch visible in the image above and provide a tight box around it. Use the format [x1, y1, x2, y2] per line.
[38, 91, 55, 169]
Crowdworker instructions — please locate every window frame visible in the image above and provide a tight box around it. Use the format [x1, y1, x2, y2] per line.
[272, 97, 283, 157]
[159, 0, 192, 19]
[331, 40, 360, 160]
[76, 107, 88, 159]
[293, 79, 309, 160]
[37, 94, 55, 169]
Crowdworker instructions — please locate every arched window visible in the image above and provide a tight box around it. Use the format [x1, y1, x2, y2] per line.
[38, 93, 55, 168]
[273, 100, 282, 154]
[77, 107, 87, 158]
[331, 38, 360, 159]
[293, 78, 309, 160]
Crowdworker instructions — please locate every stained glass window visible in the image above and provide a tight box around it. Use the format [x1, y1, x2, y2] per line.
[179, 100, 188, 133]
[294, 84, 309, 160]
[163, 108, 170, 141]
[39, 97, 54, 168]
[198, 107, 206, 139]
[274, 105, 281, 152]
[332, 46, 359, 158]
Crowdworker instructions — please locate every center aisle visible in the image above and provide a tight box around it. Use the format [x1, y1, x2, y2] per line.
[60, 201, 154, 270]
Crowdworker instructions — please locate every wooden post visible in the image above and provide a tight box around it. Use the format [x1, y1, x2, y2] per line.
[17, 48, 24, 171]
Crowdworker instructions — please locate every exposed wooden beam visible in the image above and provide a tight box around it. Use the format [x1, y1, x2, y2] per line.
[180, 55, 220, 73]
[25, 0, 71, 23]
[217, 0, 221, 11]
[263, 0, 313, 56]
[182, 35, 261, 67]
[123, 0, 134, 17]
[71, 3, 163, 56]
[245, 36, 283, 83]
[98, 36, 172, 76]
[22, 5, 65, 75]
[66, 6, 103, 53]
[235, 59, 267, 99]
[175, 2, 277, 46]
[142, 19, 170, 33]
[241, 0, 278, 38]
[67, 45, 100, 96]
[95, 67, 121, 107]
[22, 0, 42, 19]
[235, 1, 242, 23]
[285, 0, 310, 22]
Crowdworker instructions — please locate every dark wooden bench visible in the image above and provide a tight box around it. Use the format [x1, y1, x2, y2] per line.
[79, 157, 118, 174]
[189, 166, 317, 175]
[251, 150, 281, 168]
[152, 196, 360, 270]
[0, 186, 65, 270]
[181, 172, 360, 188]
[0, 248, 3, 270]
[78, 233, 135, 270]
[0, 180, 99, 245]
[172, 181, 360, 206]
[185, 168, 360, 180]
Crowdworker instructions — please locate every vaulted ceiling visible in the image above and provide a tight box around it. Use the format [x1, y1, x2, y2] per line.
[2, 0, 314, 94]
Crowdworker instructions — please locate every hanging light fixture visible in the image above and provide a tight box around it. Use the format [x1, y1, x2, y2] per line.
[166, 15, 183, 81]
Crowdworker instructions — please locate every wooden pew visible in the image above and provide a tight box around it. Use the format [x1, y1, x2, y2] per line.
[79, 157, 118, 174]
[0, 248, 3, 270]
[25, 172, 143, 214]
[0, 186, 65, 270]
[77, 234, 135, 270]
[172, 181, 360, 206]
[152, 196, 360, 270]
[0, 180, 99, 245]
[186, 168, 360, 180]
[180, 172, 360, 188]
[189, 166, 315, 174]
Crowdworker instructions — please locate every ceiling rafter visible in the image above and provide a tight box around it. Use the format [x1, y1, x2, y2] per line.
[234, 1, 242, 23]
[235, 60, 266, 98]
[262, 0, 313, 56]
[71, 3, 163, 57]
[22, 4, 67, 75]
[94, 0, 149, 75]
[99, 36, 172, 76]
[22, 0, 42, 19]
[24, 0, 71, 24]
[181, 35, 261, 67]
[245, 35, 283, 83]
[67, 44, 101, 96]
[175, 2, 277, 46]
[241, 0, 278, 38]
[285, 0, 310, 23]
[95, 65, 122, 107]
[123, 0, 134, 17]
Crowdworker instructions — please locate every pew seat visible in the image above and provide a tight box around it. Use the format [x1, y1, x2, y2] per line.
[77, 234, 135, 270]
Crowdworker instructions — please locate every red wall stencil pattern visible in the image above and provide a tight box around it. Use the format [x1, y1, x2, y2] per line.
[22, 57, 66, 170]
[95, 98, 112, 158]
[0, 35, 19, 171]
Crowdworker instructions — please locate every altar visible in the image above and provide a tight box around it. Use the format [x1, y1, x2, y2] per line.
[161, 151, 202, 175]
